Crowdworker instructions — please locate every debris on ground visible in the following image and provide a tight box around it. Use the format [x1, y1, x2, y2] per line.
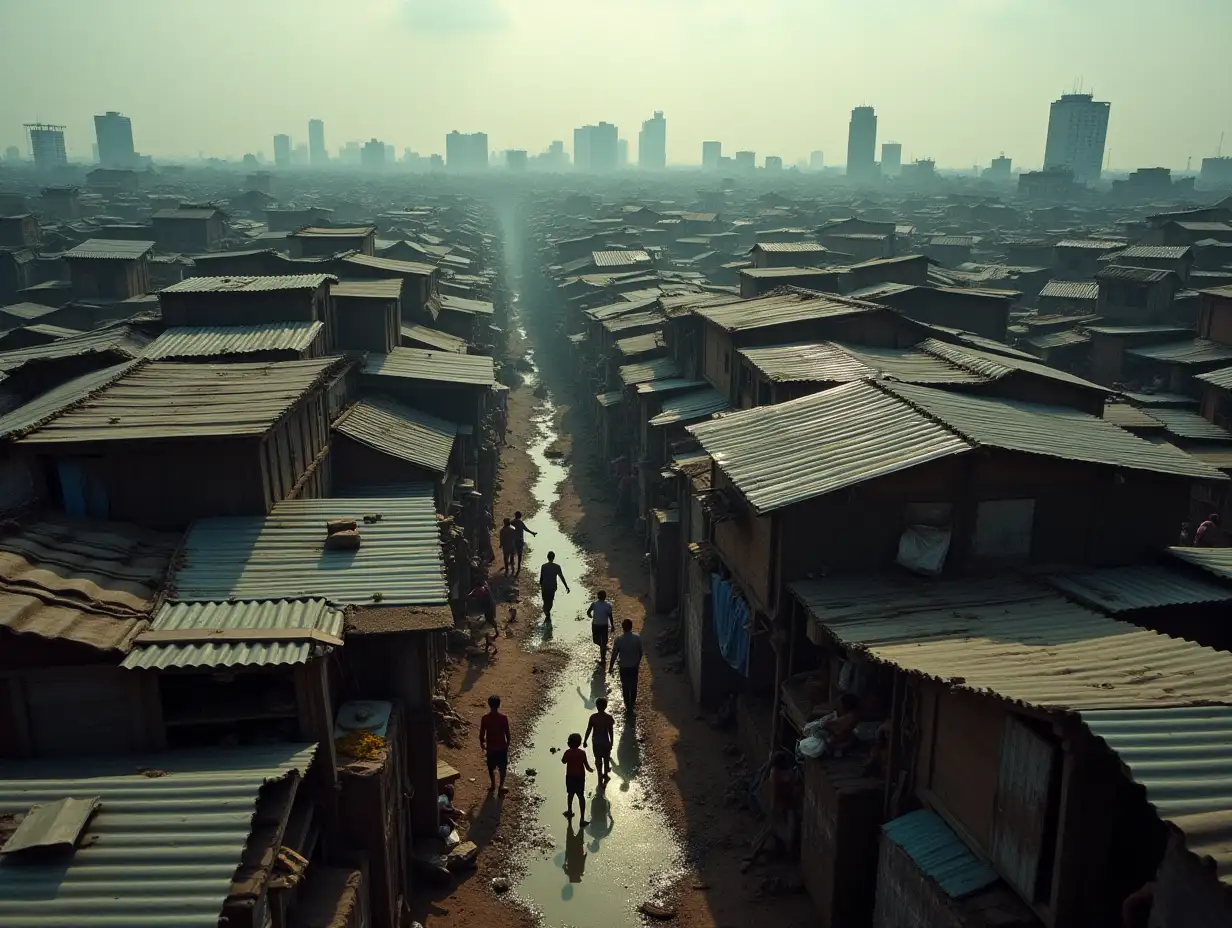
[433, 697, 470, 748]
[491, 876, 512, 893]
[447, 841, 480, 871]
[639, 901, 677, 920]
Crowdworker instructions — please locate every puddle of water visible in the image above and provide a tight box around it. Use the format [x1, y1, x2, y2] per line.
[505, 347, 686, 926]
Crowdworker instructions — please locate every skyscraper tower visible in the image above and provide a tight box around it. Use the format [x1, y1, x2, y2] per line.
[273, 134, 292, 169]
[24, 124, 67, 171]
[702, 141, 722, 170]
[846, 106, 877, 181]
[1043, 93, 1110, 184]
[881, 142, 902, 177]
[94, 112, 135, 168]
[638, 111, 667, 170]
[308, 119, 327, 165]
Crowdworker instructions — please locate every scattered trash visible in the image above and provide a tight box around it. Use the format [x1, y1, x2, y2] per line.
[525, 767, 537, 777]
[491, 876, 512, 893]
[639, 902, 676, 920]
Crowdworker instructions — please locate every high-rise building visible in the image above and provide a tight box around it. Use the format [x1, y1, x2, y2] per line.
[273, 134, 292, 169]
[810, 150, 824, 171]
[1200, 157, 1232, 190]
[765, 156, 783, 172]
[4, 146, 20, 164]
[618, 139, 629, 168]
[638, 110, 666, 170]
[881, 142, 902, 177]
[573, 123, 618, 171]
[735, 150, 756, 172]
[445, 131, 489, 171]
[702, 141, 722, 170]
[361, 139, 386, 170]
[846, 106, 877, 180]
[986, 155, 1013, 182]
[92, 143, 99, 163]
[1043, 93, 1110, 184]
[506, 150, 528, 171]
[308, 119, 327, 165]
[25, 124, 67, 171]
[94, 111, 135, 168]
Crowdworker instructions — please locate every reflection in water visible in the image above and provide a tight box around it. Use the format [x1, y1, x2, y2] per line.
[612, 722, 641, 792]
[588, 790, 614, 853]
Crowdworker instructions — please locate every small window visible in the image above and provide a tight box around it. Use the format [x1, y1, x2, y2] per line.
[973, 499, 1035, 561]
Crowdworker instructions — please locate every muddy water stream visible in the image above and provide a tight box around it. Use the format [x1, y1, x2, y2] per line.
[507, 340, 685, 926]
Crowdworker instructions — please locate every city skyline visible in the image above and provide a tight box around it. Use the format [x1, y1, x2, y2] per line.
[2, 0, 1230, 170]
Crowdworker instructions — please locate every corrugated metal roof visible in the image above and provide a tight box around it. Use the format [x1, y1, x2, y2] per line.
[0, 743, 317, 928]
[885, 381, 1224, 481]
[1087, 325, 1192, 336]
[162, 274, 334, 294]
[919, 337, 1103, 394]
[619, 356, 683, 387]
[687, 381, 970, 514]
[1039, 280, 1100, 301]
[740, 267, 839, 278]
[586, 296, 660, 322]
[1119, 245, 1192, 260]
[1056, 239, 1124, 251]
[750, 242, 826, 253]
[739, 341, 989, 386]
[1186, 444, 1232, 470]
[0, 326, 150, 374]
[592, 250, 651, 268]
[1025, 330, 1089, 350]
[881, 810, 1000, 899]
[332, 279, 403, 300]
[334, 394, 457, 473]
[340, 253, 435, 276]
[1127, 339, 1232, 365]
[401, 323, 469, 353]
[1196, 366, 1232, 392]
[1144, 407, 1232, 441]
[634, 377, 708, 395]
[63, 239, 154, 260]
[20, 358, 341, 445]
[1103, 402, 1164, 429]
[0, 303, 58, 323]
[789, 575, 1232, 710]
[122, 599, 344, 670]
[929, 235, 977, 247]
[363, 348, 496, 387]
[0, 361, 136, 440]
[1169, 547, 1232, 582]
[615, 330, 665, 357]
[595, 390, 624, 407]
[0, 515, 177, 653]
[1097, 265, 1177, 284]
[693, 291, 883, 333]
[439, 293, 495, 316]
[291, 225, 376, 237]
[601, 309, 665, 334]
[171, 485, 447, 607]
[151, 207, 221, 220]
[1043, 565, 1232, 613]
[648, 388, 730, 427]
[1082, 707, 1232, 883]
[143, 322, 323, 360]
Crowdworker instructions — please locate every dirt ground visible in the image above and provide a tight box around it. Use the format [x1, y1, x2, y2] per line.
[412, 356, 815, 927]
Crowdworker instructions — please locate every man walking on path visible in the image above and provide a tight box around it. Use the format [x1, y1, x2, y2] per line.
[609, 619, 644, 714]
[512, 511, 536, 575]
[587, 590, 614, 665]
[479, 694, 511, 794]
[538, 551, 569, 621]
[498, 518, 517, 575]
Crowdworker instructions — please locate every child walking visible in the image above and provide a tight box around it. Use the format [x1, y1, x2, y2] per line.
[583, 697, 615, 784]
[562, 732, 593, 823]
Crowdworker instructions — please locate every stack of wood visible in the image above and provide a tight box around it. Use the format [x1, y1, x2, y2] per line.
[325, 519, 361, 551]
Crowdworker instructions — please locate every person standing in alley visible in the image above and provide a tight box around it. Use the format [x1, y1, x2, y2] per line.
[587, 590, 614, 665]
[538, 551, 570, 621]
[479, 695, 511, 794]
[512, 510, 536, 574]
[609, 619, 644, 714]
[583, 696, 615, 783]
[498, 517, 517, 575]
[562, 732, 593, 823]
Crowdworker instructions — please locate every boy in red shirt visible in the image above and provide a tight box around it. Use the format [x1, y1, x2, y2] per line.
[479, 694, 511, 794]
[561, 732, 593, 823]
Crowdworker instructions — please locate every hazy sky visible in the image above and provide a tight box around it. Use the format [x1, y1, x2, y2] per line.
[3, 0, 1230, 169]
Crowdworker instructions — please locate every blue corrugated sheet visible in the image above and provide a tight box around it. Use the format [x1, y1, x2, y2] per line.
[170, 485, 447, 607]
[882, 809, 1000, 899]
[0, 743, 317, 928]
[121, 599, 344, 670]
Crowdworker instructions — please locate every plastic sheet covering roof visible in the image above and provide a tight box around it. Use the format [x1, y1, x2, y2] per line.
[19, 358, 341, 445]
[0, 361, 135, 440]
[688, 381, 970, 514]
[881, 810, 999, 899]
[1142, 407, 1232, 441]
[1168, 546, 1232, 582]
[615, 330, 665, 357]
[1196, 366, 1232, 392]
[1043, 565, 1232, 613]
[161, 274, 335, 294]
[363, 347, 496, 387]
[122, 599, 344, 670]
[648, 388, 730, 427]
[0, 515, 177, 653]
[692, 291, 883, 333]
[171, 485, 447, 607]
[0, 743, 317, 928]
[143, 321, 323, 360]
[1127, 339, 1232, 365]
[592, 250, 651, 268]
[789, 575, 1232, 710]
[1102, 402, 1164, 429]
[635, 377, 707, 395]
[1038, 280, 1100, 301]
[1082, 706, 1232, 883]
[884, 381, 1224, 481]
[619, 355, 682, 387]
[63, 238, 155, 260]
[334, 394, 457, 474]
[401, 323, 469, 354]
[918, 338, 1108, 394]
[0, 325, 150, 374]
